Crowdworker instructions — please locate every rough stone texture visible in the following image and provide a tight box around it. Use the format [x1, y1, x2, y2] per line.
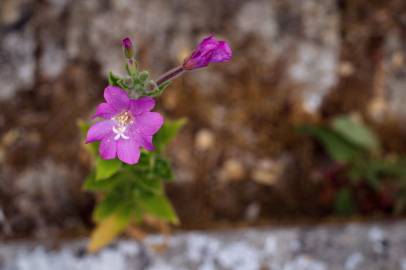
[0, 0, 339, 107]
[1, 221, 406, 270]
[0, 0, 406, 238]
[381, 31, 406, 121]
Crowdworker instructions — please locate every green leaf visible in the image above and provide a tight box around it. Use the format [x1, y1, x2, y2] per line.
[88, 207, 132, 253]
[92, 184, 134, 222]
[334, 188, 356, 216]
[137, 194, 179, 224]
[332, 116, 380, 152]
[135, 178, 164, 195]
[154, 118, 187, 152]
[108, 71, 122, 87]
[299, 125, 358, 162]
[95, 158, 122, 180]
[83, 172, 116, 192]
[83, 170, 130, 192]
[154, 156, 173, 181]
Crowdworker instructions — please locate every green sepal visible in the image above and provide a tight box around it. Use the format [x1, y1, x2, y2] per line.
[144, 81, 171, 97]
[108, 71, 122, 87]
[138, 71, 149, 82]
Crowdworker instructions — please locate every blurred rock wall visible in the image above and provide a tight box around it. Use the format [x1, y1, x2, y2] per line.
[0, 0, 405, 237]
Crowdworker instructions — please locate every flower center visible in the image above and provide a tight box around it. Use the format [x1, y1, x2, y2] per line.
[114, 111, 133, 126]
[112, 111, 133, 141]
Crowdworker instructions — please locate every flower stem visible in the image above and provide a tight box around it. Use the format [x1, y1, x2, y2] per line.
[155, 66, 185, 87]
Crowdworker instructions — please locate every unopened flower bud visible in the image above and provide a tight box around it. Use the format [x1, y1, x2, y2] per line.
[122, 37, 134, 59]
[183, 35, 232, 70]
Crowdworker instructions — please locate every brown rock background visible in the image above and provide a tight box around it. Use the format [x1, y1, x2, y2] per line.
[0, 0, 405, 239]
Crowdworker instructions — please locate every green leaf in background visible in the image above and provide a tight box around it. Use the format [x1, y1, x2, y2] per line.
[137, 194, 179, 224]
[334, 188, 356, 216]
[299, 125, 358, 162]
[332, 116, 380, 152]
[95, 158, 122, 180]
[153, 118, 187, 152]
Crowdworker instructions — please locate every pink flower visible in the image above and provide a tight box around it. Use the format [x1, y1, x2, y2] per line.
[86, 86, 163, 165]
[183, 35, 232, 70]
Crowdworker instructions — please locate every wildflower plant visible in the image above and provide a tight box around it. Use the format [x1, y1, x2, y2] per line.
[300, 115, 406, 216]
[80, 36, 231, 252]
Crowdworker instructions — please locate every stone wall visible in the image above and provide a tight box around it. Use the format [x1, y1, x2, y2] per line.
[0, 0, 405, 237]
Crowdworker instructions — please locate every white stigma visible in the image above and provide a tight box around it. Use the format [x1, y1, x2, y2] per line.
[112, 126, 130, 140]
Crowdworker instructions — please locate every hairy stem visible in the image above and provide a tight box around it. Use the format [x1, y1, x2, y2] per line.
[155, 66, 185, 86]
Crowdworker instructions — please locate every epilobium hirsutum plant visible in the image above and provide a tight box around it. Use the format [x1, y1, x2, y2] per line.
[80, 35, 231, 252]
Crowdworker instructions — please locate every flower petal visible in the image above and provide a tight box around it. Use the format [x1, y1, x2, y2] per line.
[104, 86, 130, 111]
[99, 136, 117, 159]
[130, 97, 156, 116]
[117, 138, 140, 164]
[211, 41, 232, 63]
[198, 36, 219, 51]
[85, 120, 114, 143]
[183, 35, 232, 70]
[130, 130, 154, 151]
[139, 135, 154, 151]
[92, 102, 117, 119]
[134, 112, 164, 135]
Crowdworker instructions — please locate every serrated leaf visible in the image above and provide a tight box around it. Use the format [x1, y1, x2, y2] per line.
[95, 158, 122, 180]
[153, 118, 187, 152]
[137, 194, 179, 224]
[299, 125, 358, 162]
[332, 116, 380, 152]
[87, 208, 132, 253]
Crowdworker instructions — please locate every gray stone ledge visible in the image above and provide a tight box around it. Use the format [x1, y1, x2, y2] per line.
[0, 221, 405, 270]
